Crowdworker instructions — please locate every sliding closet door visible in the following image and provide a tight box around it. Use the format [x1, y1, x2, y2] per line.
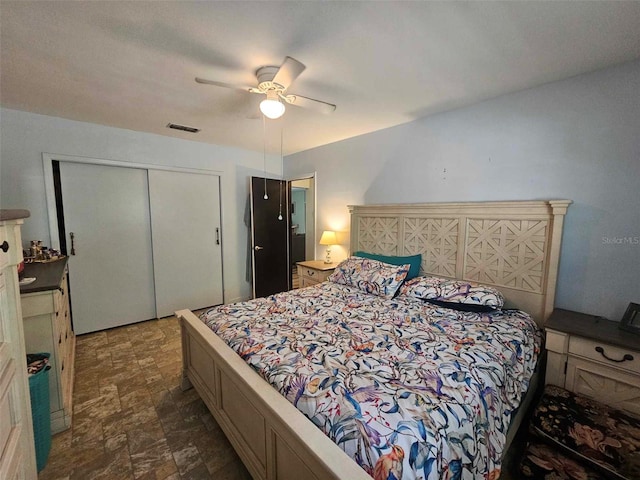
[148, 170, 223, 318]
[59, 162, 156, 334]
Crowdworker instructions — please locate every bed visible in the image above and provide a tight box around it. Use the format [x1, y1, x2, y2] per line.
[177, 200, 571, 480]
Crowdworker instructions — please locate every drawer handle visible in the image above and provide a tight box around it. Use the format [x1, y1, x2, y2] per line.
[307, 270, 315, 276]
[0, 241, 9, 253]
[595, 346, 634, 363]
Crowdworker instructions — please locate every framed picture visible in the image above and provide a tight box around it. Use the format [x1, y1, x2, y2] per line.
[619, 302, 640, 334]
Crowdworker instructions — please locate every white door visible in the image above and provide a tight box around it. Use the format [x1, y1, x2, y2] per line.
[59, 162, 156, 334]
[148, 170, 223, 317]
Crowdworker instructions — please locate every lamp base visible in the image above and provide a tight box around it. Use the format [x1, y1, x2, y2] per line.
[324, 247, 332, 264]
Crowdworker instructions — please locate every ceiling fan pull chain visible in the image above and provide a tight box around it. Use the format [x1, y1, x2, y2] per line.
[278, 181, 283, 221]
[262, 114, 268, 200]
[278, 122, 283, 221]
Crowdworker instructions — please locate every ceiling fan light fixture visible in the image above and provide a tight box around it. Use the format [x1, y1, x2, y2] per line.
[260, 91, 285, 119]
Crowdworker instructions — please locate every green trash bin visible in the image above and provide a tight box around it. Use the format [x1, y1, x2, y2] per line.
[27, 353, 51, 472]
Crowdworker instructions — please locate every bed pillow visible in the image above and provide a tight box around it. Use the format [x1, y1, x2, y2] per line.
[399, 275, 449, 298]
[399, 275, 505, 309]
[352, 251, 422, 280]
[328, 256, 410, 299]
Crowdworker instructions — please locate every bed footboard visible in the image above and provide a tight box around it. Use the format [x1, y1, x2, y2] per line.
[177, 309, 371, 480]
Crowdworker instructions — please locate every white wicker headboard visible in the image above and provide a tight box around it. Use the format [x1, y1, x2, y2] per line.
[349, 200, 571, 325]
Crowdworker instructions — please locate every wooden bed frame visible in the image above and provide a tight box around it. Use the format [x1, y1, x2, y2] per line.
[178, 200, 571, 480]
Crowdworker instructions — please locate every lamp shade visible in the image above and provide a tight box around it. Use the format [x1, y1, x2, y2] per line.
[319, 230, 337, 245]
[260, 91, 285, 119]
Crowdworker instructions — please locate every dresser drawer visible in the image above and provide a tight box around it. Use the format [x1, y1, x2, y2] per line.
[0, 226, 8, 270]
[21, 292, 55, 318]
[568, 336, 640, 375]
[54, 298, 68, 332]
[0, 345, 15, 458]
[0, 378, 13, 460]
[58, 270, 68, 302]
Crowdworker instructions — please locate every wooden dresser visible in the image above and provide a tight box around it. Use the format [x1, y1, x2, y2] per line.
[21, 258, 75, 434]
[0, 210, 37, 479]
[545, 308, 640, 416]
[296, 260, 337, 288]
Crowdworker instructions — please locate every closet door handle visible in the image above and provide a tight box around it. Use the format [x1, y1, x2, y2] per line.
[0, 241, 9, 253]
[216, 227, 220, 245]
[70, 232, 76, 255]
[254, 245, 264, 251]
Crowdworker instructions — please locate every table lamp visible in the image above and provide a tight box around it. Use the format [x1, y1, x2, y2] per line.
[319, 230, 338, 264]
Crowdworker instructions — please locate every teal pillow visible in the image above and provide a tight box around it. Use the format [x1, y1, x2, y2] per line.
[352, 251, 422, 280]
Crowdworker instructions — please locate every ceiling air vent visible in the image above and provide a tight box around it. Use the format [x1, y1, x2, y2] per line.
[167, 123, 200, 133]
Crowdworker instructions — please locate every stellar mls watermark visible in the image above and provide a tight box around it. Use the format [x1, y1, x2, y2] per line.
[602, 236, 639, 245]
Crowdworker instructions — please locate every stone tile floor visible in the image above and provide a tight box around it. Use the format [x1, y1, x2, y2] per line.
[39, 316, 251, 480]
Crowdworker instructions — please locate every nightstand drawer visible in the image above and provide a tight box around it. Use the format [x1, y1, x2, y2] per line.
[299, 267, 332, 283]
[295, 261, 336, 290]
[545, 329, 568, 353]
[566, 356, 640, 415]
[299, 276, 317, 288]
[569, 336, 640, 375]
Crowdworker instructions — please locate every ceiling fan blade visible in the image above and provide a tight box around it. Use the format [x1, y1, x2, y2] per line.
[195, 77, 261, 94]
[282, 94, 336, 114]
[272, 57, 306, 90]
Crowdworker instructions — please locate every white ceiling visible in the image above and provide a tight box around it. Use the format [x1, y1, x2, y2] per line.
[2, 1, 640, 155]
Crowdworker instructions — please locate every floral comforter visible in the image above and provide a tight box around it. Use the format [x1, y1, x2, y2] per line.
[200, 281, 542, 480]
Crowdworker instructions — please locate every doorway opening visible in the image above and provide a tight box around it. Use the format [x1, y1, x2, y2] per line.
[250, 177, 291, 298]
[289, 174, 316, 289]
[248, 173, 315, 296]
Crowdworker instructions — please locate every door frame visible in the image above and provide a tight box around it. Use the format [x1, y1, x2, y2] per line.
[42, 153, 223, 251]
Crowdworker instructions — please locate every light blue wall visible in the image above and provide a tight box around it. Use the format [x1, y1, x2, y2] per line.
[0, 108, 281, 303]
[286, 60, 640, 321]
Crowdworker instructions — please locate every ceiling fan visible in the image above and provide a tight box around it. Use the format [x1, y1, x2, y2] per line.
[195, 56, 336, 119]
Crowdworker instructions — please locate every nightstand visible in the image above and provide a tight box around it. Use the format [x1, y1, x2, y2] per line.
[296, 260, 336, 287]
[545, 308, 640, 415]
